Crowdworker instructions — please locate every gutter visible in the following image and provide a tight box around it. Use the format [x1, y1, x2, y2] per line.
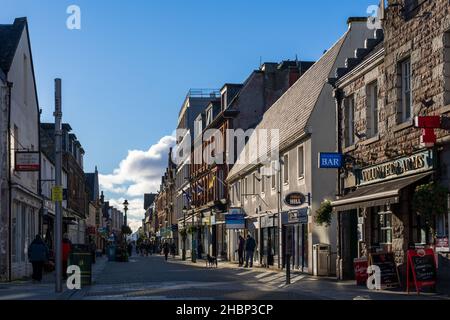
[6, 81, 12, 282]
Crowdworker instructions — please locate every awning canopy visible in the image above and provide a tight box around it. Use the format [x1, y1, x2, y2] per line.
[332, 172, 432, 212]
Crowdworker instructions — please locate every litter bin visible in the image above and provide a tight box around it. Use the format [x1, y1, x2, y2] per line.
[69, 246, 92, 286]
[108, 245, 116, 262]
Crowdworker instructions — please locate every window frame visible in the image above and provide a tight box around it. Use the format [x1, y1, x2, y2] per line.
[283, 154, 289, 185]
[344, 95, 355, 147]
[297, 145, 304, 179]
[400, 58, 412, 123]
[366, 81, 379, 138]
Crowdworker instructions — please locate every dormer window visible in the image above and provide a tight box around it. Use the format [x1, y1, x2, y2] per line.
[206, 107, 213, 126]
[221, 92, 227, 110]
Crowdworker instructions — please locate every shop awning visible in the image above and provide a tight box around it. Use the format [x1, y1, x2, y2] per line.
[331, 172, 432, 212]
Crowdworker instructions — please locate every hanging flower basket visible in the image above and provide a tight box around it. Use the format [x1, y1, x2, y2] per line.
[187, 225, 198, 234]
[413, 182, 448, 223]
[315, 200, 333, 227]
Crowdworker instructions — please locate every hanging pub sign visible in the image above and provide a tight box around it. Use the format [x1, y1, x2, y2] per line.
[284, 192, 306, 207]
[15, 151, 40, 171]
[319, 153, 343, 169]
[368, 252, 400, 289]
[407, 248, 437, 295]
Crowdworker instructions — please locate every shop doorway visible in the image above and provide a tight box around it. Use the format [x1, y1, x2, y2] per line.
[341, 209, 358, 280]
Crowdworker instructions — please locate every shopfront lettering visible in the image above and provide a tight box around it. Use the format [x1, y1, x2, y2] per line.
[358, 151, 433, 186]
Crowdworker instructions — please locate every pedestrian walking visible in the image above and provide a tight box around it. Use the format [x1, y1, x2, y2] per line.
[163, 242, 170, 261]
[197, 242, 203, 260]
[62, 234, 72, 280]
[237, 235, 245, 267]
[28, 235, 49, 282]
[127, 242, 133, 257]
[244, 235, 256, 268]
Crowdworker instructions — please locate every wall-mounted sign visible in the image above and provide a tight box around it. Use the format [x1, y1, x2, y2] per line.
[52, 186, 63, 202]
[357, 150, 434, 186]
[225, 214, 245, 229]
[260, 215, 278, 228]
[319, 153, 343, 169]
[284, 192, 306, 207]
[436, 237, 449, 253]
[15, 151, 40, 171]
[288, 208, 309, 224]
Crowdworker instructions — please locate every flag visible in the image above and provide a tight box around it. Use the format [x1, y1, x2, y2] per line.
[182, 189, 192, 203]
[196, 184, 204, 194]
[209, 176, 216, 189]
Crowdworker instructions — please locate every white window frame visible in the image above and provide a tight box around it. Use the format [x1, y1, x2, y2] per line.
[283, 154, 289, 185]
[271, 161, 277, 190]
[400, 58, 412, 122]
[297, 145, 304, 179]
[344, 96, 355, 147]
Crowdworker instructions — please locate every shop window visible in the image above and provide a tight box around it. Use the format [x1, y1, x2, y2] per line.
[445, 31, 450, 106]
[371, 208, 392, 246]
[411, 213, 430, 245]
[344, 96, 355, 147]
[366, 81, 379, 138]
[397, 58, 413, 123]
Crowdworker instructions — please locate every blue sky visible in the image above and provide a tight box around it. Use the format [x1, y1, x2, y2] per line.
[1, 0, 377, 230]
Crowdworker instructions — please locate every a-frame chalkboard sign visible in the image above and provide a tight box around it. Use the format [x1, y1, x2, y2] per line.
[368, 252, 401, 289]
[407, 248, 437, 295]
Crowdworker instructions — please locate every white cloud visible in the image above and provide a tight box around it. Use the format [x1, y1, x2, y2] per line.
[99, 135, 176, 232]
[99, 135, 175, 197]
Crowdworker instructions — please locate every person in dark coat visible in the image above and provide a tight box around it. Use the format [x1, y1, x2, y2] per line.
[237, 235, 245, 267]
[28, 235, 49, 282]
[62, 234, 72, 280]
[163, 242, 170, 261]
[244, 235, 256, 268]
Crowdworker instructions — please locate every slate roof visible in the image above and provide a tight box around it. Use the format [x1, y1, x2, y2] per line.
[0, 18, 27, 74]
[227, 33, 348, 182]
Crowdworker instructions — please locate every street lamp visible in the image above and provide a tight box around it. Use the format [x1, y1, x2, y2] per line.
[123, 199, 129, 226]
[182, 206, 187, 260]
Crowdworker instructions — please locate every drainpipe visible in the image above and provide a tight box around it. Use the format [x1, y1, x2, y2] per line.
[6, 81, 13, 282]
[333, 87, 344, 280]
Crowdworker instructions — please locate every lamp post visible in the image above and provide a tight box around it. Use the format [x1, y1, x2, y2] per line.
[123, 200, 129, 226]
[182, 206, 187, 260]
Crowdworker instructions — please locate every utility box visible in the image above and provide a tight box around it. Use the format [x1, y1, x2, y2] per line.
[313, 244, 331, 276]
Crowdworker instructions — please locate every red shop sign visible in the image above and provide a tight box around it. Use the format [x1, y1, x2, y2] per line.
[353, 258, 369, 286]
[407, 248, 437, 295]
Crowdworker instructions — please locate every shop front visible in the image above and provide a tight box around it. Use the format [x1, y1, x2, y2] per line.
[259, 214, 279, 268]
[283, 208, 309, 272]
[212, 213, 227, 260]
[332, 150, 437, 283]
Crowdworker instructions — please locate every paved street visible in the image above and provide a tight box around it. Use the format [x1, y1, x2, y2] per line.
[1, 255, 448, 300]
[69, 255, 450, 300]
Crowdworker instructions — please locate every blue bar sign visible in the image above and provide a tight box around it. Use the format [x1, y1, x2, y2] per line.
[319, 153, 343, 169]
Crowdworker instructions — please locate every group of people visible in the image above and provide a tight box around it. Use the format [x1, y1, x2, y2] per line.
[236, 234, 257, 268]
[28, 233, 99, 283]
[135, 240, 176, 260]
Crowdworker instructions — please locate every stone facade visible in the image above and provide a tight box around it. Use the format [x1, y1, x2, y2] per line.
[334, 0, 450, 286]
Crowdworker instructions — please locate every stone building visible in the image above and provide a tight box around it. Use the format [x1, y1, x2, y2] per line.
[330, 0, 450, 291]
[227, 18, 375, 272]
[0, 18, 41, 280]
